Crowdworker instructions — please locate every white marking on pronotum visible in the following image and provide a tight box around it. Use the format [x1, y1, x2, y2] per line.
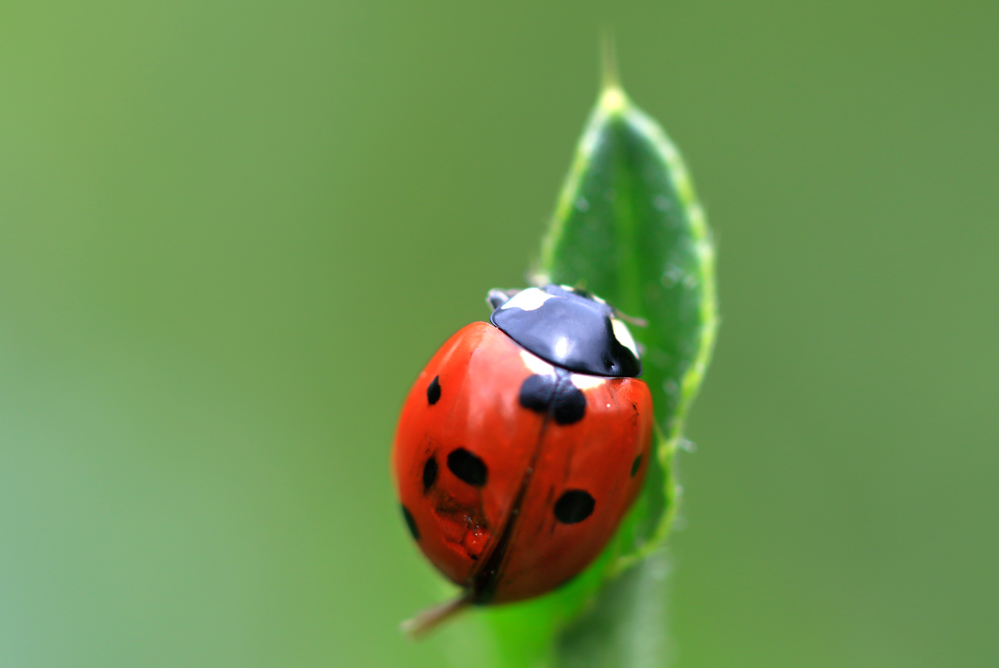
[611, 318, 639, 358]
[571, 374, 607, 391]
[502, 288, 551, 312]
[557, 285, 606, 305]
[519, 349, 554, 376]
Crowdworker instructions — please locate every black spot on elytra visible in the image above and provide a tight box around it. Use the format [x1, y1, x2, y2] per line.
[554, 490, 595, 524]
[447, 448, 487, 486]
[631, 454, 643, 477]
[554, 383, 586, 425]
[423, 456, 438, 491]
[401, 504, 419, 540]
[518, 373, 587, 425]
[519, 374, 555, 412]
[427, 376, 441, 405]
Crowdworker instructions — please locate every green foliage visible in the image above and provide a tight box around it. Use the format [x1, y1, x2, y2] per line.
[440, 78, 717, 668]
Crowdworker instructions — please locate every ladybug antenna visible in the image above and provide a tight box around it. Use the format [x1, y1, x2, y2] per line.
[487, 288, 518, 312]
[614, 309, 648, 328]
[400, 592, 473, 640]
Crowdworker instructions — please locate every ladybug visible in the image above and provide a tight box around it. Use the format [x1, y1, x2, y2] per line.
[393, 285, 653, 632]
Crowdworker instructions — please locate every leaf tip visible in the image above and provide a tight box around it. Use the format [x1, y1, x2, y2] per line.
[599, 31, 629, 115]
[599, 85, 628, 116]
[599, 29, 619, 88]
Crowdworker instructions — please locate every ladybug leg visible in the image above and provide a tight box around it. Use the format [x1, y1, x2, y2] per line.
[486, 288, 519, 311]
[400, 591, 473, 640]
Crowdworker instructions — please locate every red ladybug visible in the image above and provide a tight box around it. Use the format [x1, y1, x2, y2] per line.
[393, 285, 653, 631]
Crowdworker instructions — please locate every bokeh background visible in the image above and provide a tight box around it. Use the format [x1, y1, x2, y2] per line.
[2, 1, 997, 666]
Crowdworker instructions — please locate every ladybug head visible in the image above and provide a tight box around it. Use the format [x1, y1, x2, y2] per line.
[487, 285, 642, 378]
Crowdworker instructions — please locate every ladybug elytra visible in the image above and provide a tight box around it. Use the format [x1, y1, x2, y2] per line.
[392, 285, 653, 633]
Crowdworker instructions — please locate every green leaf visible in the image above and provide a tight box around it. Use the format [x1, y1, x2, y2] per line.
[439, 75, 717, 668]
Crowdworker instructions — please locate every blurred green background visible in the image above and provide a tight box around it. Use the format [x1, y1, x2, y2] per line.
[1, 0, 997, 666]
